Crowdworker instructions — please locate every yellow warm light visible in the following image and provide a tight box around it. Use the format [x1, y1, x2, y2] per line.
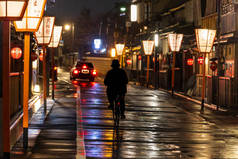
[130, 4, 137, 22]
[195, 29, 216, 53]
[48, 26, 63, 48]
[14, 0, 47, 32]
[115, 44, 124, 56]
[142, 40, 155, 55]
[34, 16, 55, 45]
[0, 0, 28, 20]
[168, 33, 183, 52]
[64, 24, 71, 31]
[111, 48, 116, 57]
[33, 84, 40, 92]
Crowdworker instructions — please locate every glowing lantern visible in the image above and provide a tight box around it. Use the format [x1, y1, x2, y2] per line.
[198, 56, 203, 64]
[111, 48, 116, 57]
[14, 0, 47, 32]
[0, 0, 28, 20]
[168, 33, 183, 52]
[126, 59, 132, 65]
[138, 55, 141, 60]
[130, 4, 137, 22]
[187, 58, 194, 66]
[115, 43, 125, 56]
[48, 26, 63, 48]
[11, 47, 22, 59]
[34, 16, 55, 45]
[142, 40, 154, 55]
[195, 28, 216, 110]
[195, 29, 216, 53]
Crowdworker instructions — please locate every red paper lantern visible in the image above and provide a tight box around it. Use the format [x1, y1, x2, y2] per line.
[126, 59, 132, 65]
[210, 61, 217, 71]
[11, 47, 22, 59]
[31, 52, 38, 61]
[198, 56, 203, 64]
[138, 55, 142, 60]
[187, 58, 194, 66]
[39, 53, 44, 61]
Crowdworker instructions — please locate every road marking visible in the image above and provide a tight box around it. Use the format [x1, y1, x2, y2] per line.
[76, 86, 86, 159]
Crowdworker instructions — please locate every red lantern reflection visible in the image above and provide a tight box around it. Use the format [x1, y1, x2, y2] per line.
[187, 58, 194, 66]
[11, 47, 22, 59]
[198, 56, 203, 64]
[39, 53, 44, 61]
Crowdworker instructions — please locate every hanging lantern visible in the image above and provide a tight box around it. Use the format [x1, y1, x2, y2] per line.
[126, 59, 132, 65]
[39, 53, 43, 61]
[210, 61, 217, 71]
[198, 56, 203, 64]
[187, 58, 194, 66]
[138, 55, 141, 60]
[11, 47, 22, 59]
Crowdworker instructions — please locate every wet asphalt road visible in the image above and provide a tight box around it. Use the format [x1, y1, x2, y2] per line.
[11, 69, 238, 159]
[77, 79, 238, 158]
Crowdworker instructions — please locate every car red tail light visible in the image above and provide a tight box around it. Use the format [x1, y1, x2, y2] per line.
[82, 65, 87, 69]
[73, 69, 79, 74]
[92, 70, 97, 76]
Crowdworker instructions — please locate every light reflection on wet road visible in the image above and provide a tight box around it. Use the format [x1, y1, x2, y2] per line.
[75, 80, 238, 159]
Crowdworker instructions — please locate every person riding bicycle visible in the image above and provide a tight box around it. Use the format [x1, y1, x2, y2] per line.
[104, 59, 128, 119]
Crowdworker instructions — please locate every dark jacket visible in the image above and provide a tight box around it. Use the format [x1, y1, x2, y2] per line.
[104, 68, 128, 94]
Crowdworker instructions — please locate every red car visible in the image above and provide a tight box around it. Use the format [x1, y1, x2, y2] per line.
[70, 61, 97, 82]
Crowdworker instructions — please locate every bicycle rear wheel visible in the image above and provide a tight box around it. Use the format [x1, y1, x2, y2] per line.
[113, 100, 120, 127]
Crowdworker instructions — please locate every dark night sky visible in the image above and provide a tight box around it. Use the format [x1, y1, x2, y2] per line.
[48, 0, 129, 19]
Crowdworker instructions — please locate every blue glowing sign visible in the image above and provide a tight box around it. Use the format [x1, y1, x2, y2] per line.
[94, 39, 102, 49]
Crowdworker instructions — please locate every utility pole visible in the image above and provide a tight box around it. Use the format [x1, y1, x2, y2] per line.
[217, 0, 222, 76]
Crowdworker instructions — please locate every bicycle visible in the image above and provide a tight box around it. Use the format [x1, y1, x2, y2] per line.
[112, 94, 122, 127]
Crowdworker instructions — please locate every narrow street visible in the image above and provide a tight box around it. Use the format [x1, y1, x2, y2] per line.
[12, 69, 238, 159]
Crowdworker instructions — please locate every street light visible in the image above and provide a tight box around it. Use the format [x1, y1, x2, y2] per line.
[115, 43, 125, 67]
[0, 1, 28, 158]
[195, 28, 216, 110]
[48, 26, 62, 100]
[142, 40, 155, 87]
[13, 0, 47, 150]
[64, 24, 71, 31]
[64, 23, 75, 51]
[168, 33, 183, 96]
[35, 16, 55, 112]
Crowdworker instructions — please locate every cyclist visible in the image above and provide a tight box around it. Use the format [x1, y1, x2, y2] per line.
[104, 59, 128, 119]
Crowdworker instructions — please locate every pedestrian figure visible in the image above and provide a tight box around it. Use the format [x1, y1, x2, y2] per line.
[104, 59, 128, 119]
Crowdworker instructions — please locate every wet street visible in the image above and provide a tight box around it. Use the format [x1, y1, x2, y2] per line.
[12, 69, 238, 159]
[76, 76, 238, 158]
